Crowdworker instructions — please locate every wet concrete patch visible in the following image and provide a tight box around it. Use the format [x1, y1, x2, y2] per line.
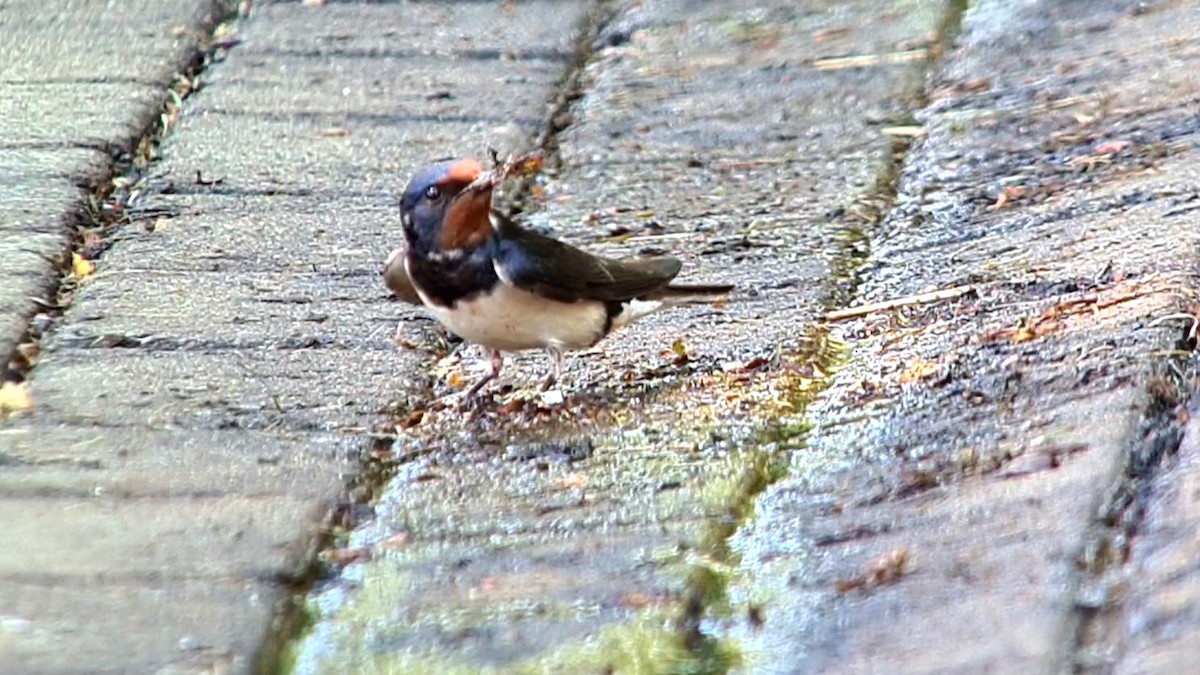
[297, 430, 756, 670]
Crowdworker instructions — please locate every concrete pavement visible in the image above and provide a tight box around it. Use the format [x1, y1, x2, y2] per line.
[293, 0, 950, 671]
[3, 0, 585, 671]
[1, 2, 260, 673]
[1, 0, 1199, 673]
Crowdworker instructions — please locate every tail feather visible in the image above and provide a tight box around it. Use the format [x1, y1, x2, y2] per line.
[610, 283, 733, 330]
[646, 283, 734, 303]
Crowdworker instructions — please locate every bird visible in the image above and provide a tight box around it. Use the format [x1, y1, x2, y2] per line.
[396, 157, 733, 400]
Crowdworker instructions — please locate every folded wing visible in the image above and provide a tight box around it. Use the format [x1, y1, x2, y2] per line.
[493, 218, 681, 303]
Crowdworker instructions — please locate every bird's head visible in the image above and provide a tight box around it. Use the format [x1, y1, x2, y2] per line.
[399, 158, 494, 256]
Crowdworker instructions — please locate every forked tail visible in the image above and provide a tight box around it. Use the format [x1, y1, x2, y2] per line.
[611, 283, 734, 330]
[648, 283, 734, 303]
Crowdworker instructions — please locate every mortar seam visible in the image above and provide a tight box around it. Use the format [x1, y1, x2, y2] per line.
[669, 1, 974, 668]
[1065, 330, 1198, 672]
[0, 1, 242, 391]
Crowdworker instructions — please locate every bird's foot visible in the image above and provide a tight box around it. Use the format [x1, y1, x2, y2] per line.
[458, 376, 495, 412]
[540, 348, 565, 392]
[455, 349, 505, 415]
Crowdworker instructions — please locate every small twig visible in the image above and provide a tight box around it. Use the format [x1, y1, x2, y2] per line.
[620, 232, 695, 243]
[393, 444, 439, 464]
[813, 49, 928, 71]
[881, 126, 925, 138]
[1148, 312, 1199, 342]
[824, 285, 974, 322]
[1093, 291, 1150, 311]
[1076, 343, 1115, 362]
[1163, 204, 1200, 218]
[712, 157, 793, 169]
[462, 149, 543, 195]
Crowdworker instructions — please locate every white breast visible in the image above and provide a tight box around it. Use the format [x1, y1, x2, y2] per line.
[423, 282, 609, 353]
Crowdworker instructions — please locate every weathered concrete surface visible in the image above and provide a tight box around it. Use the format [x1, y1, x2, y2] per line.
[6, 0, 1199, 673]
[1, 1, 237, 673]
[0, 0, 222, 392]
[1, 0, 587, 673]
[296, 0, 949, 672]
[733, 0, 1200, 672]
[1118, 404, 1200, 674]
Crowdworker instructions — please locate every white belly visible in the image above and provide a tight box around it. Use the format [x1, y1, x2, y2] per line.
[425, 283, 609, 353]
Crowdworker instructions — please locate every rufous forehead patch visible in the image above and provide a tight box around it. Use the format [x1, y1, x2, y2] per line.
[443, 158, 484, 186]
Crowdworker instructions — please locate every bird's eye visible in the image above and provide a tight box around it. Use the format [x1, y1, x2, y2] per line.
[424, 185, 441, 201]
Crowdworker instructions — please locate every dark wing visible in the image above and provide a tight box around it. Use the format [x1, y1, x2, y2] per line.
[493, 219, 681, 303]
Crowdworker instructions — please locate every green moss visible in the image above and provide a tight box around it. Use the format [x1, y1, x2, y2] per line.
[350, 610, 735, 675]
[259, 592, 320, 675]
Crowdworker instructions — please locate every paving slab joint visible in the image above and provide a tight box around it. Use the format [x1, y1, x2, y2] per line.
[1066, 321, 1199, 672]
[825, 0, 969, 313]
[252, 432, 398, 675]
[2, 0, 243, 393]
[673, 0, 976, 658]
[503, 0, 621, 215]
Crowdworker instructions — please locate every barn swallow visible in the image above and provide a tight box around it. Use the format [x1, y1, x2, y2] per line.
[399, 157, 733, 399]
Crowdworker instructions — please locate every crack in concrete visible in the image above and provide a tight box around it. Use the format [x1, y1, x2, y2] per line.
[503, 0, 621, 215]
[258, 45, 575, 62]
[1066, 334, 1198, 672]
[681, 0, 973, 661]
[203, 107, 547, 128]
[1, 1, 243, 391]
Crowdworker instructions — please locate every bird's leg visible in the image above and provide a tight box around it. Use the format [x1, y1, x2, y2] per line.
[464, 349, 504, 401]
[540, 347, 564, 391]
